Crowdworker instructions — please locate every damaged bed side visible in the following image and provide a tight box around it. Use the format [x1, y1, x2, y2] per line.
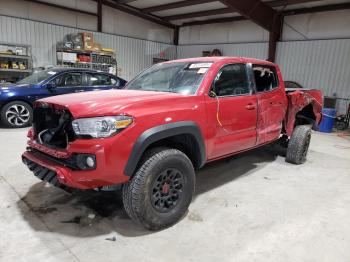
[284, 88, 323, 137]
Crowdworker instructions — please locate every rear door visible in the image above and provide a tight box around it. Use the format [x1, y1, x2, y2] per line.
[207, 63, 258, 159]
[252, 64, 287, 144]
[84, 72, 117, 91]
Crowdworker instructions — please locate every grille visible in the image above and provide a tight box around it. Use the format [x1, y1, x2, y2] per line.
[33, 104, 75, 149]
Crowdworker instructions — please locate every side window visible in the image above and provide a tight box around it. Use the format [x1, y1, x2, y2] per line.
[253, 65, 279, 92]
[212, 64, 250, 97]
[111, 77, 120, 86]
[53, 72, 83, 88]
[86, 73, 112, 86]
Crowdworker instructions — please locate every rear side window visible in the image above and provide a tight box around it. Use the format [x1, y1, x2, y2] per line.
[253, 65, 279, 92]
[54, 72, 83, 87]
[86, 73, 112, 86]
[212, 64, 250, 97]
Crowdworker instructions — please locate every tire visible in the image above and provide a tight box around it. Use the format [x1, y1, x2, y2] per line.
[122, 148, 195, 230]
[285, 125, 312, 165]
[1, 101, 33, 128]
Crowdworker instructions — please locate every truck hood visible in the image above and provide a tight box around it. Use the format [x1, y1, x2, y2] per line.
[38, 89, 186, 118]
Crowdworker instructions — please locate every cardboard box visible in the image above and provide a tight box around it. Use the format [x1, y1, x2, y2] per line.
[83, 41, 93, 51]
[92, 43, 101, 53]
[57, 52, 77, 63]
[82, 32, 93, 43]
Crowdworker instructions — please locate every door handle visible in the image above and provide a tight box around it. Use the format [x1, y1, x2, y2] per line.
[245, 103, 256, 110]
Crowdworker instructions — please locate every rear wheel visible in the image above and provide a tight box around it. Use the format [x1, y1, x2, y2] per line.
[122, 148, 195, 230]
[286, 125, 312, 165]
[1, 101, 33, 128]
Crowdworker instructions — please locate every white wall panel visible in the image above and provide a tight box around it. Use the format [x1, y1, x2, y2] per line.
[276, 39, 350, 113]
[102, 6, 173, 44]
[179, 20, 269, 45]
[0, 15, 176, 80]
[282, 10, 350, 41]
[179, 10, 350, 45]
[0, 0, 97, 31]
[0, 0, 173, 43]
[177, 42, 268, 60]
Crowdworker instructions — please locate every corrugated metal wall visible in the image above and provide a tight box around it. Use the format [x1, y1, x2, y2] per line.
[276, 39, 350, 113]
[177, 42, 268, 60]
[1, 15, 349, 113]
[178, 40, 350, 113]
[0, 15, 176, 80]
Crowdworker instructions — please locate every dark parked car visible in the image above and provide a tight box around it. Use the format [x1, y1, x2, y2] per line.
[0, 68, 126, 127]
[284, 81, 304, 89]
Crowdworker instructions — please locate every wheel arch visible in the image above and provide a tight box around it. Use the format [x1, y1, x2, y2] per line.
[284, 102, 320, 136]
[295, 103, 317, 126]
[0, 98, 34, 110]
[124, 121, 206, 176]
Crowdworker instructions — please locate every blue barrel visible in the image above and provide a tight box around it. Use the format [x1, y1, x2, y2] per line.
[318, 108, 337, 133]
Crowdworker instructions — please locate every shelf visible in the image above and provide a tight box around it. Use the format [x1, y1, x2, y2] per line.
[0, 69, 32, 73]
[57, 50, 115, 57]
[58, 60, 115, 66]
[0, 54, 31, 59]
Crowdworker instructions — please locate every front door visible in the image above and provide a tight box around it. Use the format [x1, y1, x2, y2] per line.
[207, 63, 258, 159]
[49, 72, 84, 95]
[252, 64, 287, 144]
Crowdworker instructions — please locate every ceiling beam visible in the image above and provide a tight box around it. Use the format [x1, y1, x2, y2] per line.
[268, 0, 325, 7]
[182, 15, 245, 26]
[22, 0, 97, 16]
[100, 0, 176, 28]
[219, 0, 282, 34]
[160, 0, 320, 22]
[181, 2, 350, 27]
[283, 2, 350, 16]
[142, 0, 322, 14]
[142, 0, 216, 13]
[115, 0, 137, 3]
[173, 26, 180, 45]
[97, 0, 103, 32]
[164, 8, 232, 21]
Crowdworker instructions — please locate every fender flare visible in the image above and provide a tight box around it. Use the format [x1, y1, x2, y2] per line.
[124, 121, 206, 176]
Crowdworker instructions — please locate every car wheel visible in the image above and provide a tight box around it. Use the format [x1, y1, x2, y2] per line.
[123, 148, 195, 230]
[285, 125, 312, 165]
[1, 101, 33, 128]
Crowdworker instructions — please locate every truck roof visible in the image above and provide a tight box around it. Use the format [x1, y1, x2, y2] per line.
[165, 56, 275, 66]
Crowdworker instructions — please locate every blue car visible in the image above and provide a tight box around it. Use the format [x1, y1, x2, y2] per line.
[0, 68, 127, 127]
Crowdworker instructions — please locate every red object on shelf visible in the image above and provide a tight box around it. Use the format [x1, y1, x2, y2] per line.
[77, 54, 91, 62]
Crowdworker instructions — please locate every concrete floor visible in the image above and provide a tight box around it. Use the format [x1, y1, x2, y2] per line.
[0, 128, 350, 262]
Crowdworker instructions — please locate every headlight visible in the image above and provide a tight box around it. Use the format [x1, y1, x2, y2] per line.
[72, 115, 133, 138]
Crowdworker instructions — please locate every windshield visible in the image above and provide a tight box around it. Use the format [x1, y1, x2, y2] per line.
[17, 70, 58, 85]
[126, 62, 212, 95]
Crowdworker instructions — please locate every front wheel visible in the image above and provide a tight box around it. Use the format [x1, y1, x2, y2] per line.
[1, 101, 33, 128]
[286, 125, 312, 165]
[122, 148, 195, 230]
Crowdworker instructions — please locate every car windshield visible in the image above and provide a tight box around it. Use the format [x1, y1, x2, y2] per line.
[17, 70, 58, 85]
[126, 62, 212, 95]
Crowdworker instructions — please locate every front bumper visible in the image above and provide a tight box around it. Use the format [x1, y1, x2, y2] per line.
[22, 134, 133, 190]
[22, 153, 74, 192]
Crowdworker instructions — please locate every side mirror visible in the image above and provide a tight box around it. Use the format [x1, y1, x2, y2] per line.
[209, 87, 217, 98]
[46, 82, 56, 91]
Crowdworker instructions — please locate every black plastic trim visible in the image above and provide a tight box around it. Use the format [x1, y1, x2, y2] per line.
[124, 121, 206, 176]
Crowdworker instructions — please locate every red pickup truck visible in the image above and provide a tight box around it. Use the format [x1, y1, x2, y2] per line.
[22, 57, 323, 230]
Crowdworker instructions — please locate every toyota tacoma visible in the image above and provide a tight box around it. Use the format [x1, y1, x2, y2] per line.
[22, 57, 323, 230]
